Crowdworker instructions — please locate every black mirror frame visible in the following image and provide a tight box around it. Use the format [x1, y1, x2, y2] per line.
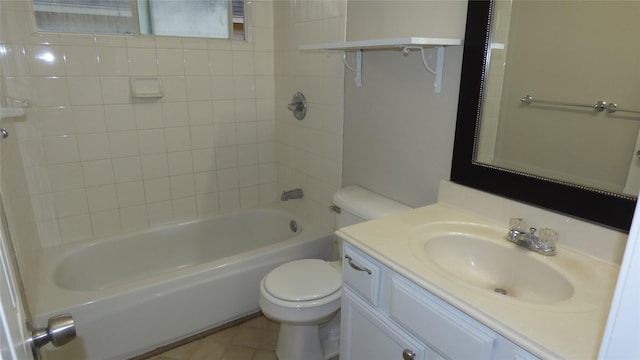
[450, 0, 635, 232]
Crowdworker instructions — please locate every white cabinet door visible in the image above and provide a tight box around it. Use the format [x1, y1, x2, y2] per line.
[341, 288, 427, 360]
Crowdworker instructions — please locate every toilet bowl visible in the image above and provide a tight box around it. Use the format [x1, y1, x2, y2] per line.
[259, 259, 341, 360]
[258, 185, 411, 360]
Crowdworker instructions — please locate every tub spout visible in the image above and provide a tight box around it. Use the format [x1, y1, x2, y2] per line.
[281, 188, 303, 201]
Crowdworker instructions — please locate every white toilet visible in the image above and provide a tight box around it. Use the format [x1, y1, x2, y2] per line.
[258, 185, 411, 360]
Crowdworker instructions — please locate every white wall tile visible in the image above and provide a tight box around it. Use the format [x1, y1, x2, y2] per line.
[100, 76, 131, 104]
[32, 77, 71, 107]
[120, 205, 149, 232]
[144, 177, 171, 203]
[116, 181, 146, 207]
[215, 146, 237, 169]
[91, 210, 122, 238]
[68, 76, 103, 105]
[170, 174, 195, 198]
[214, 124, 237, 147]
[157, 49, 185, 75]
[212, 100, 236, 124]
[187, 101, 213, 125]
[190, 125, 214, 149]
[138, 129, 166, 154]
[86, 185, 118, 212]
[48, 162, 84, 191]
[172, 197, 197, 221]
[165, 126, 192, 152]
[105, 104, 136, 131]
[218, 189, 240, 212]
[128, 48, 158, 75]
[162, 102, 189, 127]
[192, 149, 217, 172]
[98, 47, 129, 76]
[147, 201, 173, 226]
[134, 103, 164, 129]
[78, 133, 111, 160]
[141, 153, 169, 179]
[82, 159, 114, 187]
[217, 168, 239, 191]
[194, 171, 218, 195]
[196, 192, 219, 215]
[186, 76, 212, 101]
[184, 50, 210, 75]
[73, 106, 107, 133]
[59, 214, 92, 243]
[167, 151, 194, 175]
[26, 45, 66, 76]
[112, 156, 142, 183]
[240, 186, 260, 208]
[64, 46, 99, 75]
[43, 135, 80, 164]
[54, 189, 88, 217]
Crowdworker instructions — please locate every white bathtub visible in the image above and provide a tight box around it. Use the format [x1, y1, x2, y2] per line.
[31, 207, 333, 360]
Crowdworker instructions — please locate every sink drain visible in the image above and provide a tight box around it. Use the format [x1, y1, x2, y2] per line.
[494, 287, 508, 296]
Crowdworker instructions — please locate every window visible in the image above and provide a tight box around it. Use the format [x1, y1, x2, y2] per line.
[32, 0, 246, 40]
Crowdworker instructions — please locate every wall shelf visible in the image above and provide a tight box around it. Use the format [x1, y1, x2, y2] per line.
[300, 37, 463, 92]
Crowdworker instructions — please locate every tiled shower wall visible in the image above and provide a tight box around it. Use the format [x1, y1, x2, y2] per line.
[1, 0, 281, 247]
[273, 0, 346, 228]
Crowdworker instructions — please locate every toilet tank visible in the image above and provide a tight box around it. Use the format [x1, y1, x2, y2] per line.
[333, 185, 411, 228]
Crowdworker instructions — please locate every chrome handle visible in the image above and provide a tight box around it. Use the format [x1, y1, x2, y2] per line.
[344, 255, 372, 275]
[402, 349, 416, 360]
[1, 128, 8, 139]
[31, 314, 76, 351]
[287, 92, 307, 120]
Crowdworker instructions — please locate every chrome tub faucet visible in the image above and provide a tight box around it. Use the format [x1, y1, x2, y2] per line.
[506, 218, 557, 256]
[281, 188, 303, 201]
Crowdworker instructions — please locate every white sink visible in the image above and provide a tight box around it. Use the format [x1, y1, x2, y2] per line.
[410, 223, 575, 304]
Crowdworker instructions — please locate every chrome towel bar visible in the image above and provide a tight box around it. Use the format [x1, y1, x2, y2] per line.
[520, 94, 640, 114]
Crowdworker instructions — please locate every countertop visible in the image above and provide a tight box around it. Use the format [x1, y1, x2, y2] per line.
[336, 203, 620, 359]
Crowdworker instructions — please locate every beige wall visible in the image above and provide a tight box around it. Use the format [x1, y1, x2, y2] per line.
[342, 1, 467, 207]
[493, 0, 640, 193]
[346, 0, 468, 41]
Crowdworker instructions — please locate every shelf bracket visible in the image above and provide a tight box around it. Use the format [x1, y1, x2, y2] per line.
[355, 50, 363, 87]
[433, 46, 445, 94]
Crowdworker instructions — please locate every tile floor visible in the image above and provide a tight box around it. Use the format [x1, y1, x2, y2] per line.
[145, 315, 280, 360]
[142, 315, 340, 360]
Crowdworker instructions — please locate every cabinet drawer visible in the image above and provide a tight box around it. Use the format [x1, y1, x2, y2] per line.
[390, 277, 496, 360]
[342, 244, 381, 305]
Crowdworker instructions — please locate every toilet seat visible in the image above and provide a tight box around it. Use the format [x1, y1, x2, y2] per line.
[263, 259, 341, 302]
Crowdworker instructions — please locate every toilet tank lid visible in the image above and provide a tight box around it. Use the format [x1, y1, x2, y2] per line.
[332, 185, 411, 221]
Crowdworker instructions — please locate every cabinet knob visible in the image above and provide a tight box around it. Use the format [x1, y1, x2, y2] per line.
[402, 349, 415, 360]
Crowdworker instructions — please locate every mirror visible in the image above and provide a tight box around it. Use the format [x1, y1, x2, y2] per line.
[451, 0, 636, 231]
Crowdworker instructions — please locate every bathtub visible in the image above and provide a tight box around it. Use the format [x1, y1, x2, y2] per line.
[30, 207, 333, 360]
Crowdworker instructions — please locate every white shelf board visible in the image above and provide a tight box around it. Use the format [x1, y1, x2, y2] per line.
[300, 37, 463, 51]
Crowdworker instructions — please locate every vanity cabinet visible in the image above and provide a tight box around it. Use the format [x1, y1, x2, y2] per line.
[341, 243, 539, 360]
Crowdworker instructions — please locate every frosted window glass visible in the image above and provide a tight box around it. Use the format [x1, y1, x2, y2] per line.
[144, 0, 229, 39]
[33, 0, 134, 35]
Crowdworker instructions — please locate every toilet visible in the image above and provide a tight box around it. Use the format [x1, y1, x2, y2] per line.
[258, 185, 411, 360]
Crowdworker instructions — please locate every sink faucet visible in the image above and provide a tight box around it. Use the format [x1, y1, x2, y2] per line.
[281, 188, 303, 201]
[506, 218, 557, 256]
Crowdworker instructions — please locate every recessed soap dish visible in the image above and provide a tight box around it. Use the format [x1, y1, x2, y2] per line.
[130, 77, 164, 98]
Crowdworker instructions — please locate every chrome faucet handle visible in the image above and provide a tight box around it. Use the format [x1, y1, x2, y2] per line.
[538, 228, 558, 248]
[509, 217, 528, 231]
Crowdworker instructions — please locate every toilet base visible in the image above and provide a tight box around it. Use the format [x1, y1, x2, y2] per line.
[275, 312, 340, 360]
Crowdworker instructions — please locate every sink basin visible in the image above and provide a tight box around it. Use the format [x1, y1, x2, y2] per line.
[411, 224, 575, 304]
